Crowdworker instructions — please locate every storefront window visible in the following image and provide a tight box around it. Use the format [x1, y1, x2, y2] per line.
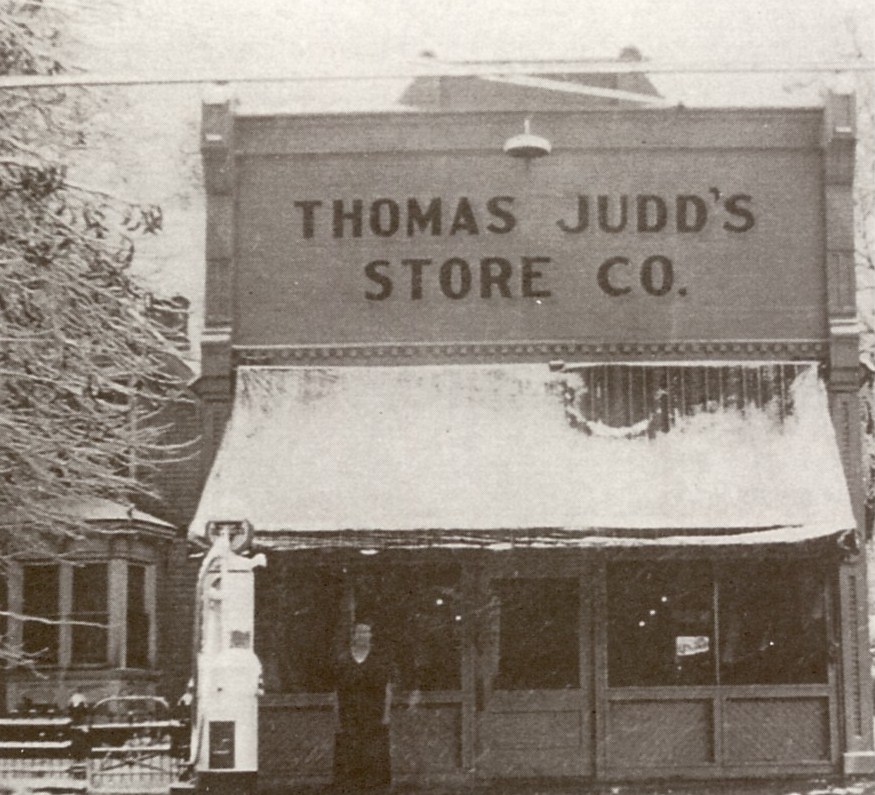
[494, 578, 579, 690]
[256, 567, 344, 693]
[720, 562, 827, 685]
[607, 561, 829, 688]
[257, 564, 463, 694]
[608, 562, 715, 687]
[372, 567, 462, 691]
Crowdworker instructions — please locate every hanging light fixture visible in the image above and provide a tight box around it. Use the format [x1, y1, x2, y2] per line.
[503, 118, 552, 159]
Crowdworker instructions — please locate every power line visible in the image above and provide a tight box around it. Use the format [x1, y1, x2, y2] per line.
[0, 59, 873, 90]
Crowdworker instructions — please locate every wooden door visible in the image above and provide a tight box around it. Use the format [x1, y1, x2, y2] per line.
[473, 571, 593, 779]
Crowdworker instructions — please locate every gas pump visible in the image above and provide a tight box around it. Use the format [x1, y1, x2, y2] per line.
[191, 521, 265, 795]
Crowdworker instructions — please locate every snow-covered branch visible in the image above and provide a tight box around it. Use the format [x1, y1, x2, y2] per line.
[0, 0, 192, 559]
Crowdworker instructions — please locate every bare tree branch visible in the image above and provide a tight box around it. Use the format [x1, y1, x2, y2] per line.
[0, 1, 193, 667]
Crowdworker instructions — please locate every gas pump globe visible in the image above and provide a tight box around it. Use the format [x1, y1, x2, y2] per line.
[193, 521, 265, 795]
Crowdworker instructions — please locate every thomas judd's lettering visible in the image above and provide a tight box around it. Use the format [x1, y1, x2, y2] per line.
[291, 191, 756, 301]
[292, 196, 517, 239]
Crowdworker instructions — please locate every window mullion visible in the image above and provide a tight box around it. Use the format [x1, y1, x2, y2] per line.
[58, 564, 73, 669]
[145, 564, 157, 668]
[7, 564, 23, 651]
[108, 559, 128, 668]
[713, 563, 720, 688]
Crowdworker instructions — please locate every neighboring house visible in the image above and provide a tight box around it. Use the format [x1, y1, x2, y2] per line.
[3, 499, 176, 711]
[1, 301, 203, 714]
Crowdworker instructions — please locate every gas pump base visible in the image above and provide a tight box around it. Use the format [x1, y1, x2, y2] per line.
[196, 771, 257, 795]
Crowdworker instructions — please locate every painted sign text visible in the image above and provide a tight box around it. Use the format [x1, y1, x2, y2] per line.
[292, 191, 756, 302]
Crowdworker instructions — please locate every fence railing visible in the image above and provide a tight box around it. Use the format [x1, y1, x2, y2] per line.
[0, 699, 189, 793]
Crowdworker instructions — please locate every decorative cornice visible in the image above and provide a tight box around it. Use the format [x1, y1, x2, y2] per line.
[232, 339, 828, 366]
[829, 317, 860, 337]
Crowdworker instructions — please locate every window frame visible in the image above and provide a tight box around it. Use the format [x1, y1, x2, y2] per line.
[605, 558, 832, 691]
[70, 562, 110, 666]
[255, 563, 465, 696]
[125, 563, 150, 670]
[492, 576, 581, 691]
[8, 557, 156, 671]
[607, 561, 716, 689]
[371, 565, 463, 693]
[21, 563, 62, 666]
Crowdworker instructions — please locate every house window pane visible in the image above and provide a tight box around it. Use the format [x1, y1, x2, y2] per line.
[22, 565, 59, 664]
[719, 561, 828, 685]
[256, 567, 344, 693]
[127, 565, 149, 668]
[608, 562, 715, 687]
[494, 578, 579, 690]
[71, 563, 108, 665]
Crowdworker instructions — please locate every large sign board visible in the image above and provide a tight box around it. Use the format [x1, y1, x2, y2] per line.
[234, 145, 825, 347]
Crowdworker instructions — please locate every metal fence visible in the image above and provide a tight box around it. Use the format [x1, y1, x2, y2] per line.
[88, 742, 183, 793]
[0, 698, 188, 794]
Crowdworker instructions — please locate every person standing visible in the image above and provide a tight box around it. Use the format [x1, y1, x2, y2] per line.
[332, 622, 393, 793]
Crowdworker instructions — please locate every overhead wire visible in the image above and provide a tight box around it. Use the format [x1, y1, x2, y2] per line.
[0, 58, 873, 90]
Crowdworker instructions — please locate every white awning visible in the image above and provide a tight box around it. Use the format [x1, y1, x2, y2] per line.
[190, 362, 855, 549]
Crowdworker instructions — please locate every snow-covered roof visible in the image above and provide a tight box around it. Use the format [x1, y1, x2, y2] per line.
[52, 497, 175, 529]
[189, 362, 853, 546]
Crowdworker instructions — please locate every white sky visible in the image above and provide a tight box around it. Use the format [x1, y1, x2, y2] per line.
[62, 0, 875, 363]
[77, 0, 871, 74]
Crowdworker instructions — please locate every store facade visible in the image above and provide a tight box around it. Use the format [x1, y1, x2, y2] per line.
[190, 89, 874, 788]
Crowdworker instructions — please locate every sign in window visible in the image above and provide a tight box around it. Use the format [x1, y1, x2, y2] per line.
[607, 561, 828, 688]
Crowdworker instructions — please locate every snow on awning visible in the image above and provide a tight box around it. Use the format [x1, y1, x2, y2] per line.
[189, 362, 855, 549]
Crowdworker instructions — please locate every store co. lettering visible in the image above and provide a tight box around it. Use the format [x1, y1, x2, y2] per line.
[291, 192, 756, 301]
[556, 192, 754, 298]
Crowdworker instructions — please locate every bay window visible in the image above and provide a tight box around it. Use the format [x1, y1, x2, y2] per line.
[15, 560, 155, 670]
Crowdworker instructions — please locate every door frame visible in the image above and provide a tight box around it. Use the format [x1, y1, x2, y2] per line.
[466, 554, 595, 779]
